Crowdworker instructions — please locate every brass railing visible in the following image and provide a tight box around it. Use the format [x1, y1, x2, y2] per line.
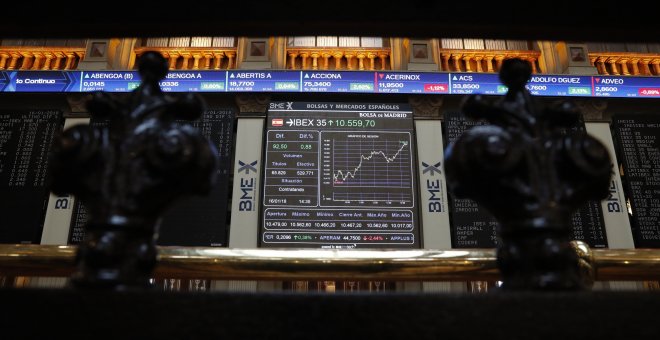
[0, 47, 85, 70]
[588, 52, 660, 76]
[286, 47, 391, 71]
[133, 47, 237, 70]
[439, 49, 541, 73]
[1, 244, 659, 281]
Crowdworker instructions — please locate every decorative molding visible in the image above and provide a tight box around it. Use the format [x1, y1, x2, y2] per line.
[286, 47, 390, 70]
[133, 47, 237, 70]
[573, 99, 608, 121]
[439, 49, 541, 73]
[408, 96, 443, 117]
[235, 94, 271, 114]
[65, 94, 92, 114]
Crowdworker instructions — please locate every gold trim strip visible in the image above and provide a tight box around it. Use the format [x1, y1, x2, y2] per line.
[0, 245, 658, 281]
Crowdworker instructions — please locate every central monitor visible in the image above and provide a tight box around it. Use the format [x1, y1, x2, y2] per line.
[260, 102, 420, 249]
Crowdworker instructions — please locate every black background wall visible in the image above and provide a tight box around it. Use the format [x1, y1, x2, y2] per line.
[1, 1, 658, 42]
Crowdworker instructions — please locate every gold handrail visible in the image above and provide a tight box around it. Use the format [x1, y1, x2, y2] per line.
[1, 245, 659, 281]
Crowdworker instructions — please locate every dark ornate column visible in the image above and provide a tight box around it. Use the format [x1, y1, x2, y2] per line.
[444, 59, 611, 290]
[49, 52, 218, 289]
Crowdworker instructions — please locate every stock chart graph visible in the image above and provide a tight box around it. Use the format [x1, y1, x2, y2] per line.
[322, 131, 414, 206]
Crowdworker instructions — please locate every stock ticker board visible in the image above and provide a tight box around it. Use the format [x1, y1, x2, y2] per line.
[67, 108, 235, 247]
[0, 109, 62, 244]
[1, 70, 658, 98]
[261, 102, 420, 249]
[612, 114, 660, 248]
[444, 112, 608, 249]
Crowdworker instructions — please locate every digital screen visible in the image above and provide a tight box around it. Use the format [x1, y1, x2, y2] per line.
[227, 71, 300, 92]
[526, 75, 593, 96]
[68, 199, 86, 244]
[612, 114, 660, 247]
[0, 109, 62, 244]
[68, 108, 235, 247]
[79, 70, 229, 92]
[301, 71, 374, 93]
[593, 76, 660, 97]
[261, 102, 420, 249]
[4, 71, 80, 92]
[443, 112, 499, 247]
[444, 111, 608, 248]
[78, 71, 138, 92]
[376, 72, 449, 94]
[158, 108, 235, 246]
[0, 70, 658, 99]
[450, 73, 505, 95]
[0, 71, 10, 91]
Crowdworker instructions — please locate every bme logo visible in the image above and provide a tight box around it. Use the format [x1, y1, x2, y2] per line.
[422, 161, 443, 213]
[54, 194, 70, 209]
[238, 160, 258, 211]
[238, 160, 257, 174]
[268, 102, 293, 110]
[422, 161, 442, 175]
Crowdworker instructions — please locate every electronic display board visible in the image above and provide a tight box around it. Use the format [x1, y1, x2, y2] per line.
[261, 102, 420, 249]
[1, 70, 658, 99]
[612, 114, 660, 247]
[301, 71, 374, 92]
[68, 108, 235, 246]
[227, 71, 300, 92]
[444, 111, 608, 248]
[376, 72, 449, 94]
[158, 108, 235, 246]
[0, 109, 62, 244]
[593, 76, 660, 97]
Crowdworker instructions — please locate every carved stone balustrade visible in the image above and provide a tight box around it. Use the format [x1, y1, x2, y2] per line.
[588, 52, 660, 76]
[286, 47, 390, 71]
[0, 47, 85, 70]
[133, 47, 237, 70]
[439, 49, 541, 73]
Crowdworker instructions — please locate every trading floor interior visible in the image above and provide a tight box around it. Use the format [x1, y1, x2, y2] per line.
[1, 8, 659, 337]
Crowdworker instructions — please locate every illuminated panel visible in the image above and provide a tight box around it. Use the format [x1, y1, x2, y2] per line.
[78, 71, 228, 92]
[593, 76, 660, 98]
[261, 102, 420, 249]
[376, 72, 449, 94]
[0, 70, 658, 99]
[444, 111, 608, 248]
[612, 114, 660, 248]
[227, 71, 300, 92]
[301, 71, 374, 93]
[4, 71, 79, 92]
[0, 109, 62, 244]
